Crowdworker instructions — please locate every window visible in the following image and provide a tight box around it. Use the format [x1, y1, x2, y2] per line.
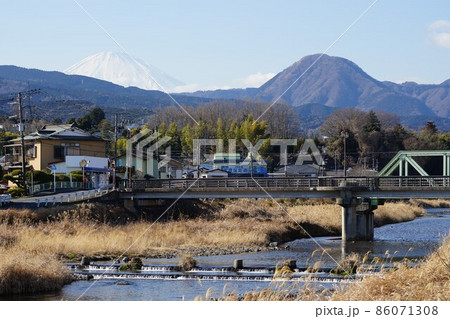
[66, 146, 80, 156]
[26, 146, 36, 158]
[54, 146, 63, 159]
[61, 143, 80, 156]
[54, 143, 81, 159]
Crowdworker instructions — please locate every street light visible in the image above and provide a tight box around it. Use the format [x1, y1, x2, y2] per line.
[341, 131, 349, 177]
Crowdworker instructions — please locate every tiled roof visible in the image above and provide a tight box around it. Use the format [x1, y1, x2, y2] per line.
[8, 124, 104, 143]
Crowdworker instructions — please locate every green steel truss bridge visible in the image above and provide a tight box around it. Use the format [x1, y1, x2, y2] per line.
[379, 150, 450, 177]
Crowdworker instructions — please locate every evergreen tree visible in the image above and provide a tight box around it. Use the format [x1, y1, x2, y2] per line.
[73, 107, 105, 131]
[158, 122, 167, 135]
[216, 118, 227, 145]
[181, 124, 193, 156]
[166, 122, 181, 154]
[363, 111, 381, 132]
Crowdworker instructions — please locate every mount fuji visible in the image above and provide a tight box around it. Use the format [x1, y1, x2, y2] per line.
[64, 51, 184, 92]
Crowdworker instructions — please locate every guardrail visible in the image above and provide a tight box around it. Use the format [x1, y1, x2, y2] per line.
[118, 176, 450, 191]
[0, 194, 11, 206]
[30, 181, 94, 195]
[35, 184, 114, 207]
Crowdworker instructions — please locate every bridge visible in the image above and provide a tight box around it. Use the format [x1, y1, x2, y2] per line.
[118, 176, 450, 242]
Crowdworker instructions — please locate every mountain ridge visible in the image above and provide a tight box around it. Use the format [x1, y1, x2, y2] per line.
[0, 65, 208, 122]
[65, 51, 184, 91]
[186, 54, 449, 118]
[0, 54, 449, 130]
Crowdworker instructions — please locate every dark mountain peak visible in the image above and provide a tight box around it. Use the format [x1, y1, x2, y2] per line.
[288, 54, 371, 76]
[187, 54, 442, 118]
[257, 53, 384, 108]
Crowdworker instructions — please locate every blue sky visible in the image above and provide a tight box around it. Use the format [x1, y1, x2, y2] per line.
[1, 0, 450, 89]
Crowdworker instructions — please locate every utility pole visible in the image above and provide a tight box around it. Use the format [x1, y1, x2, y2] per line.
[9, 89, 40, 194]
[250, 152, 254, 178]
[18, 93, 27, 192]
[113, 113, 118, 189]
[334, 151, 337, 172]
[156, 128, 160, 179]
[341, 131, 349, 177]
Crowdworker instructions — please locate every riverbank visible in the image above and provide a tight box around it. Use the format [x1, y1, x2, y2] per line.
[0, 198, 447, 296]
[331, 235, 450, 300]
[0, 199, 431, 259]
[219, 233, 450, 301]
[0, 249, 72, 296]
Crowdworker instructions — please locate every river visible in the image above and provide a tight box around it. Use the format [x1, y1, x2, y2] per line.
[6, 208, 450, 301]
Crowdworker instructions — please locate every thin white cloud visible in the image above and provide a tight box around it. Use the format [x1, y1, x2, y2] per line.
[232, 72, 276, 88]
[428, 19, 450, 50]
[429, 20, 450, 30]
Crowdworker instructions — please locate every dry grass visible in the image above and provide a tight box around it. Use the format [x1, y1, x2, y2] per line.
[0, 199, 434, 259]
[287, 204, 341, 234]
[0, 223, 73, 296]
[0, 247, 72, 295]
[178, 255, 197, 271]
[331, 235, 450, 300]
[409, 199, 450, 208]
[8, 217, 290, 257]
[197, 281, 327, 301]
[209, 235, 450, 301]
[0, 198, 446, 298]
[374, 202, 425, 227]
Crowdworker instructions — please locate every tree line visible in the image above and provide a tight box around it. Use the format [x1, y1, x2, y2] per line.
[319, 108, 449, 173]
[112, 102, 449, 174]
[2, 100, 448, 175]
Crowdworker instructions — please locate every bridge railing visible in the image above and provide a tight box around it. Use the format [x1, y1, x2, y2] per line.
[121, 177, 322, 190]
[317, 176, 449, 188]
[377, 176, 450, 187]
[119, 176, 450, 191]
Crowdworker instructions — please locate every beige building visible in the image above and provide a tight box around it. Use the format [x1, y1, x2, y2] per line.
[4, 124, 106, 171]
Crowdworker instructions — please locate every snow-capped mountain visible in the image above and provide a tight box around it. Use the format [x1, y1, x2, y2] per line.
[64, 51, 184, 91]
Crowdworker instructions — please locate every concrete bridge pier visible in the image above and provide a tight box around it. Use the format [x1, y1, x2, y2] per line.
[124, 198, 137, 213]
[337, 197, 377, 241]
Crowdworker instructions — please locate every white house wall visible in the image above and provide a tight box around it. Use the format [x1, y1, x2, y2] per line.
[66, 156, 108, 169]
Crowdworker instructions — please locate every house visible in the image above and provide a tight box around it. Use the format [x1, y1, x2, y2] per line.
[273, 162, 322, 177]
[4, 124, 106, 171]
[205, 152, 268, 177]
[51, 155, 111, 188]
[117, 154, 184, 179]
[159, 155, 184, 179]
[182, 168, 204, 179]
[200, 168, 229, 178]
[117, 153, 158, 179]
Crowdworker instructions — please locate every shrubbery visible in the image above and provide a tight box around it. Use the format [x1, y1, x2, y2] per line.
[55, 174, 70, 182]
[26, 170, 53, 184]
[7, 187, 26, 197]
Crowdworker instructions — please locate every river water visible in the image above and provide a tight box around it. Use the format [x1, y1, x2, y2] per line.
[7, 208, 450, 301]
